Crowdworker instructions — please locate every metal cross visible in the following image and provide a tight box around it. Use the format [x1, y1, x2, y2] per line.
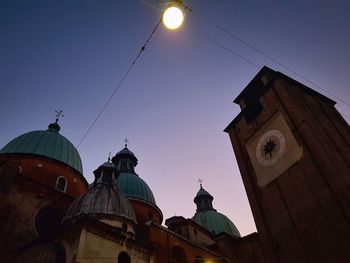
[55, 110, 64, 123]
[198, 178, 203, 188]
[124, 138, 129, 147]
[108, 152, 111, 162]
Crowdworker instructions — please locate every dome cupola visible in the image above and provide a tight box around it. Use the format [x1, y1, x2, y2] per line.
[0, 121, 82, 174]
[0, 119, 87, 197]
[192, 184, 240, 238]
[112, 143, 156, 205]
[111, 142, 163, 224]
[112, 143, 138, 173]
[64, 158, 137, 224]
[194, 183, 214, 212]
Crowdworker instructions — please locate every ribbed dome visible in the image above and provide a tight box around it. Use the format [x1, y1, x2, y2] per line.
[116, 147, 135, 156]
[112, 145, 157, 206]
[192, 210, 241, 237]
[192, 185, 240, 237]
[117, 172, 156, 205]
[65, 184, 137, 223]
[0, 123, 82, 174]
[113, 145, 138, 167]
[194, 187, 212, 200]
[65, 160, 137, 223]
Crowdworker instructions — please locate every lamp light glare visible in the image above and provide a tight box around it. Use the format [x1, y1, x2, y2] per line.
[162, 6, 184, 30]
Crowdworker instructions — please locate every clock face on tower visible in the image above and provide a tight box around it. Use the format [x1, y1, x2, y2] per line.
[256, 129, 286, 167]
[245, 112, 303, 187]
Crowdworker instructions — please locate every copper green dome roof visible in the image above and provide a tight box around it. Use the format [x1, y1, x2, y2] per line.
[192, 185, 240, 237]
[0, 122, 83, 174]
[117, 172, 156, 205]
[112, 145, 156, 206]
[192, 210, 241, 237]
[196, 188, 211, 196]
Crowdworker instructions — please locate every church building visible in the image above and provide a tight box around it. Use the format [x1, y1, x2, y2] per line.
[0, 66, 349, 262]
[0, 120, 262, 262]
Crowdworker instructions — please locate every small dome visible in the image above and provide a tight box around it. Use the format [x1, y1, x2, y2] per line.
[196, 188, 211, 196]
[194, 187, 213, 203]
[116, 147, 135, 156]
[117, 172, 156, 205]
[113, 145, 138, 167]
[192, 185, 240, 237]
[0, 123, 82, 174]
[65, 160, 136, 223]
[192, 210, 241, 237]
[65, 184, 137, 223]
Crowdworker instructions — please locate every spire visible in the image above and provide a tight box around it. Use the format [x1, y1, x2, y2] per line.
[193, 183, 215, 212]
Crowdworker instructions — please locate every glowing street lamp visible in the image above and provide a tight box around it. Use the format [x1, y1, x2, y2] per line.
[162, 0, 185, 30]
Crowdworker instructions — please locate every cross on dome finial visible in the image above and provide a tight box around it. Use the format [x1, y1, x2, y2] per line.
[108, 152, 111, 162]
[198, 178, 203, 189]
[55, 110, 64, 123]
[124, 138, 129, 148]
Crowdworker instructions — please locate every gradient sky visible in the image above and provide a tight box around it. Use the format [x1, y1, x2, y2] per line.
[1, 0, 349, 236]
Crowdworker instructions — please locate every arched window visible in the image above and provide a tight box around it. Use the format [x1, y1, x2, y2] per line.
[118, 252, 131, 263]
[55, 176, 67, 192]
[171, 246, 188, 263]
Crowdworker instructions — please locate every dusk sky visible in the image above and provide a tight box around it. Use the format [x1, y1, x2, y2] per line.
[1, 0, 350, 236]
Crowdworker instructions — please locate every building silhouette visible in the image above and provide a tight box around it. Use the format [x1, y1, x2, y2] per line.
[0, 66, 349, 262]
[225, 66, 350, 262]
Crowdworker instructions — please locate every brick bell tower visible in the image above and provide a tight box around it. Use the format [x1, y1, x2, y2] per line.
[224, 66, 350, 263]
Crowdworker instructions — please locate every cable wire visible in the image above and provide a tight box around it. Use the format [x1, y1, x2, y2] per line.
[212, 24, 350, 108]
[201, 33, 261, 70]
[143, 0, 349, 120]
[179, 3, 350, 108]
[76, 18, 162, 148]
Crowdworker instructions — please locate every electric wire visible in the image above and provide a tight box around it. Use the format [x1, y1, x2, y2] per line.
[76, 18, 162, 148]
[182, 5, 350, 108]
[146, 0, 349, 109]
[199, 34, 350, 121]
[201, 34, 261, 70]
[78, 0, 349, 148]
[147, 0, 350, 120]
[211, 23, 350, 108]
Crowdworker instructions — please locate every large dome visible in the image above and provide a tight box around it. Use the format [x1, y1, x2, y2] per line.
[117, 172, 156, 205]
[0, 122, 82, 174]
[192, 210, 241, 237]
